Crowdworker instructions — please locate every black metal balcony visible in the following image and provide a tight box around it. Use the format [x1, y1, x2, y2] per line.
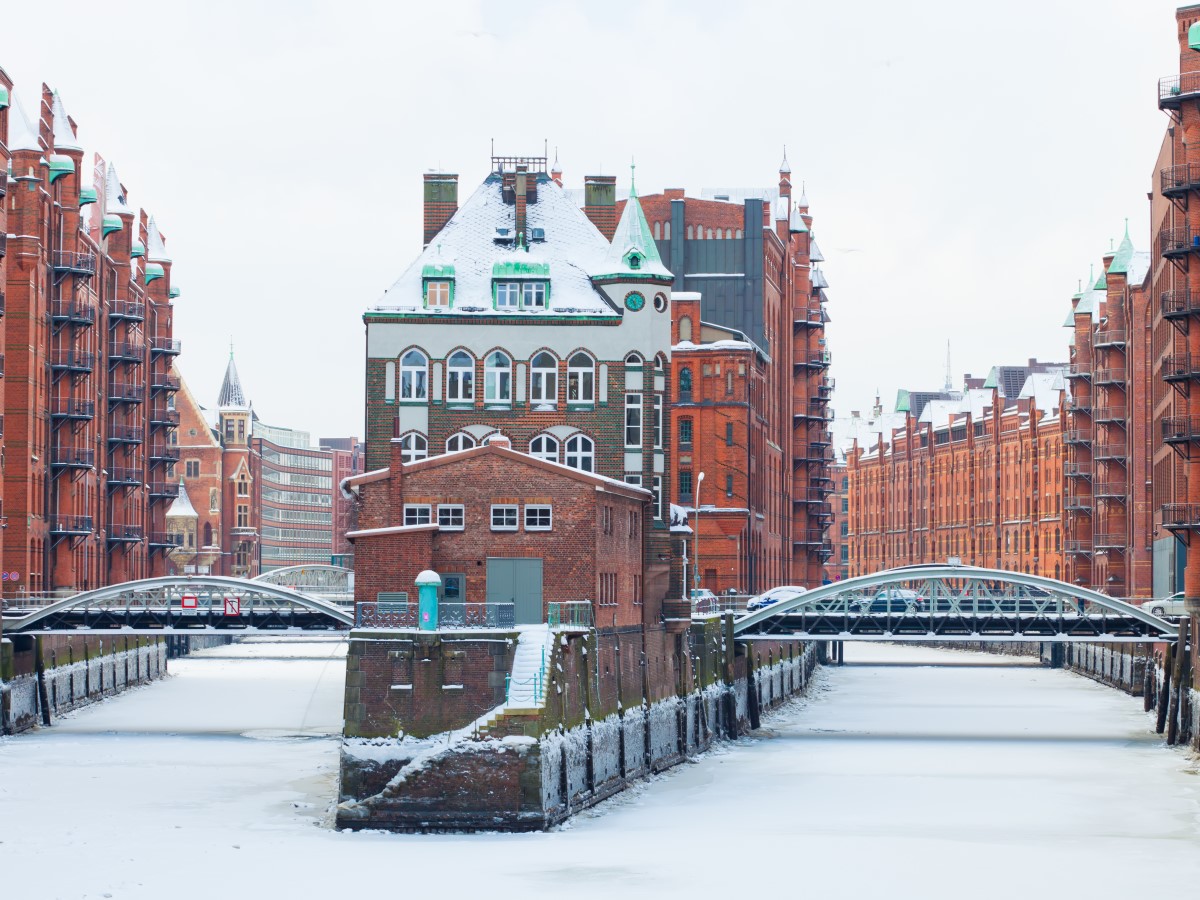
[798, 351, 832, 370]
[1159, 72, 1200, 109]
[0, 232, 6, 259]
[49, 515, 94, 536]
[1163, 503, 1200, 530]
[1163, 354, 1200, 384]
[793, 529, 829, 547]
[1093, 406, 1126, 424]
[1164, 416, 1200, 446]
[1065, 462, 1092, 479]
[0, 170, 7, 198]
[147, 481, 180, 499]
[794, 308, 823, 329]
[107, 524, 144, 544]
[108, 298, 146, 322]
[108, 383, 145, 405]
[50, 250, 96, 276]
[149, 406, 180, 427]
[1093, 368, 1126, 386]
[1064, 494, 1092, 513]
[147, 532, 184, 550]
[50, 350, 94, 373]
[150, 373, 180, 393]
[50, 299, 96, 326]
[1066, 363, 1091, 381]
[1093, 533, 1126, 551]
[1094, 329, 1126, 349]
[1094, 482, 1127, 501]
[107, 424, 144, 444]
[107, 466, 143, 488]
[108, 341, 145, 363]
[0, 289, 6, 317]
[1067, 398, 1091, 415]
[1161, 163, 1200, 198]
[148, 444, 180, 463]
[1093, 443, 1127, 461]
[1162, 289, 1200, 322]
[50, 398, 96, 420]
[1159, 225, 1200, 259]
[1064, 539, 1092, 556]
[1063, 429, 1092, 445]
[150, 337, 181, 356]
[50, 446, 95, 469]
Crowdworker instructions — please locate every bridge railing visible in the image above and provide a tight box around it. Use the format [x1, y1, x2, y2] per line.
[355, 601, 517, 629]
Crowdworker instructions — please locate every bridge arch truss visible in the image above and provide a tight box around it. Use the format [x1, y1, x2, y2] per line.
[734, 565, 1179, 643]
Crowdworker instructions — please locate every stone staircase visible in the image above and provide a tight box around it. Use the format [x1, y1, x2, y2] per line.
[478, 626, 551, 736]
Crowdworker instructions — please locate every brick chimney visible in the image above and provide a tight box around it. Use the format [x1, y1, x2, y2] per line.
[485, 433, 512, 450]
[423, 172, 458, 248]
[514, 164, 528, 246]
[584, 175, 617, 240]
[388, 438, 407, 518]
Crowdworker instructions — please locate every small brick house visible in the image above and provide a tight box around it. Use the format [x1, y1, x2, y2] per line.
[345, 434, 655, 628]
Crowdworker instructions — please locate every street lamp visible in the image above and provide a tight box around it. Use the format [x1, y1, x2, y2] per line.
[693, 471, 705, 597]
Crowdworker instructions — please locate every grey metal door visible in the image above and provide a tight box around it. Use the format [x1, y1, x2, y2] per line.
[486, 557, 543, 624]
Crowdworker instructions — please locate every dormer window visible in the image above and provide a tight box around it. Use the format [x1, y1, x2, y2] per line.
[522, 282, 547, 310]
[496, 282, 520, 310]
[629, 253, 641, 270]
[494, 280, 549, 311]
[421, 262, 455, 309]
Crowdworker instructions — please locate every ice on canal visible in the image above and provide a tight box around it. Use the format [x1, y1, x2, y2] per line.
[1, 640, 1198, 900]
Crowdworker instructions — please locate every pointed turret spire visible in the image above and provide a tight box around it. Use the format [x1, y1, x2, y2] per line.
[597, 173, 672, 281]
[105, 163, 134, 217]
[146, 216, 171, 262]
[218, 350, 249, 409]
[166, 478, 198, 518]
[1107, 217, 1136, 276]
[50, 91, 81, 152]
[798, 180, 809, 210]
[779, 145, 791, 175]
[6, 90, 43, 153]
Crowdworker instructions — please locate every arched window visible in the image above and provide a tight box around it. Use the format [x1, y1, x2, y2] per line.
[446, 350, 474, 402]
[679, 316, 692, 342]
[654, 353, 666, 371]
[653, 221, 661, 239]
[679, 367, 693, 400]
[565, 434, 595, 473]
[399, 432, 428, 463]
[735, 229, 743, 239]
[484, 351, 512, 403]
[384, 361, 396, 402]
[686, 225, 693, 239]
[663, 221, 671, 239]
[399, 349, 428, 400]
[567, 352, 594, 403]
[446, 433, 476, 453]
[529, 434, 559, 463]
[530, 351, 558, 405]
[625, 352, 643, 367]
[203, 522, 212, 546]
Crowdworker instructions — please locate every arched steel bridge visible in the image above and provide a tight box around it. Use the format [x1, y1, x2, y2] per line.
[734, 565, 1180, 643]
[252, 564, 353, 607]
[2, 576, 353, 635]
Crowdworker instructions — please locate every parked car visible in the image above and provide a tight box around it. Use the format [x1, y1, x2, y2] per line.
[689, 588, 718, 604]
[860, 588, 927, 614]
[746, 585, 808, 612]
[1144, 592, 1188, 618]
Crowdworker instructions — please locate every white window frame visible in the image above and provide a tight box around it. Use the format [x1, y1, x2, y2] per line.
[445, 433, 476, 453]
[530, 352, 558, 405]
[652, 475, 663, 520]
[495, 281, 520, 310]
[403, 504, 432, 526]
[490, 504, 519, 531]
[653, 394, 663, 449]
[567, 352, 595, 404]
[399, 433, 428, 464]
[446, 350, 474, 403]
[624, 474, 643, 487]
[437, 504, 465, 531]
[522, 281, 547, 310]
[384, 361, 396, 402]
[529, 434, 559, 463]
[484, 351, 512, 404]
[625, 393, 643, 449]
[426, 280, 451, 307]
[524, 505, 552, 531]
[565, 434, 595, 473]
[399, 349, 428, 401]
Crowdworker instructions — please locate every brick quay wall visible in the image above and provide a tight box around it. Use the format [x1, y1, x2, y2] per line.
[336, 616, 821, 832]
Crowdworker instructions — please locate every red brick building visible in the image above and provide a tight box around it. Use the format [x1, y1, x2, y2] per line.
[0, 74, 181, 596]
[847, 363, 1068, 579]
[622, 158, 833, 593]
[346, 434, 655, 628]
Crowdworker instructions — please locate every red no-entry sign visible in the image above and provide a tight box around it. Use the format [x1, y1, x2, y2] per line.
[224, 596, 241, 617]
[181, 594, 198, 610]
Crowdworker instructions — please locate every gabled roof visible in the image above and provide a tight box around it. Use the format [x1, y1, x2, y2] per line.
[1106, 224, 1135, 276]
[105, 163, 134, 217]
[596, 182, 672, 282]
[146, 216, 171, 263]
[218, 352, 249, 409]
[166, 480, 197, 518]
[1017, 370, 1067, 412]
[372, 176, 620, 318]
[6, 90, 43, 153]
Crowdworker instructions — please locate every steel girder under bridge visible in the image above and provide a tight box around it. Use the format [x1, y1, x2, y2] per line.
[734, 565, 1180, 644]
[3, 576, 354, 635]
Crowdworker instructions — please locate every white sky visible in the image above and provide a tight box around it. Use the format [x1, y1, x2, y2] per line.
[0, 0, 1187, 437]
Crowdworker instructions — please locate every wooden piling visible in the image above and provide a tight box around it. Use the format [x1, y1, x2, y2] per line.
[34, 637, 51, 727]
[1156, 645, 1172, 735]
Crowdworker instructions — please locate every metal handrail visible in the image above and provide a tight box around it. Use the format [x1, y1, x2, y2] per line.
[1161, 289, 1200, 319]
[1161, 162, 1200, 194]
[1159, 72, 1200, 104]
[50, 250, 96, 274]
[547, 601, 594, 629]
[1162, 503, 1200, 528]
[1163, 416, 1200, 442]
[1093, 368, 1126, 384]
[1159, 225, 1200, 256]
[1164, 354, 1200, 380]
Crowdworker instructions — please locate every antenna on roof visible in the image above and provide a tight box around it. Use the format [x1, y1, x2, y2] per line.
[944, 340, 953, 392]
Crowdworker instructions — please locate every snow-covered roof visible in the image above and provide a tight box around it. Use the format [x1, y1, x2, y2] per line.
[597, 188, 672, 281]
[810, 238, 825, 262]
[146, 216, 171, 263]
[1127, 250, 1151, 286]
[218, 354, 250, 410]
[50, 91, 81, 152]
[698, 187, 779, 205]
[372, 176, 624, 317]
[832, 410, 907, 457]
[166, 480, 197, 518]
[918, 399, 964, 427]
[6, 90, 43, 153]
[1017, 370, 1066, 412]
[105, 163, 134, 217]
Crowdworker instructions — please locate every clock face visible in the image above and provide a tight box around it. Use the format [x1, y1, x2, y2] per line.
[624, 291, 645, 312]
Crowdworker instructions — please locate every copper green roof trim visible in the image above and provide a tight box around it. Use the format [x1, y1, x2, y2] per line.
[1190, 20, 1200, 51]
[1107, 220, 1134, 276]
[895, 388, 911, 413]
[492, 259, 550, 278]
[982, 367, 998, 390]
[169, 285, 181, 299]
[130, 240, 145, 258]
[0, 87, 8, 110]
[1063, 309, 1076, 328]
[421, 262, 456, 279]
[79, 186, 97, 205]
[1093, 269, 1107, 290]
[101, 213, 123, 238]
[144, 262, 165, 285]
[47, 154, 74, 183]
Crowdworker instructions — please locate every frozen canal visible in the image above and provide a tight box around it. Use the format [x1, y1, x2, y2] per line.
[1, 641, 1198, 899]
